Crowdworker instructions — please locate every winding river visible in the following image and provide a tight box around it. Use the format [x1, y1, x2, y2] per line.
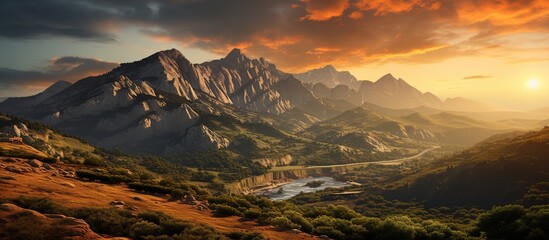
[256, 177, 350, 200]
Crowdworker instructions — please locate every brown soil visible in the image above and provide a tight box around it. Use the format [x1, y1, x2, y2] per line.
[0, 157, 317, 240]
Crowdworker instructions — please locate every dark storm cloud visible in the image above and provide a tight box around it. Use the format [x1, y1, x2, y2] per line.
[0, 57, 118, 96]
[0, 0, 121, 42]
[1, 0, 548, 71]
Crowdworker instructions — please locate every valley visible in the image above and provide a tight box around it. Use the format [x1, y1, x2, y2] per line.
[1, 48, 548, 240]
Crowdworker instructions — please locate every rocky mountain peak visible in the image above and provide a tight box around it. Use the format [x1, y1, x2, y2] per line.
[38, 80, 72, 99]
[48, 80, 72, 89]
[157, 48, 185, 59]
[322, 64, 336, 71]
[223, 48, 250, 65]
[293, 64, 360, 89]
[376, 73, 398, 84]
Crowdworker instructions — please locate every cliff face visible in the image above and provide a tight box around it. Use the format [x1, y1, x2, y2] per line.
[254, 154, 293, 168]
[227, 167, 351, 193]
[0, 49, 336, 154]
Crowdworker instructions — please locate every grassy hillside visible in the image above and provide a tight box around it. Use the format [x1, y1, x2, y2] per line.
[381, 127, 549, 207]
[299, 108, 436, 159]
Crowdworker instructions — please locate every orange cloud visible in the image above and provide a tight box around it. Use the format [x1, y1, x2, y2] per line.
[355, 0, 441, 16]
[300, 0, 349, 21]
[13, 0, 542, 73]
[456, 0, 549, 26]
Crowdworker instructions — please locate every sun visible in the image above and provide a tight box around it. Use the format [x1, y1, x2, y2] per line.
[527, 79, 540, 90]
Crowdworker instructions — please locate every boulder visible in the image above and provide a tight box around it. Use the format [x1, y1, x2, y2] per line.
[26, 159, 43, 168]
[43, 163, 54, 170]
[60, 182, 76, 188]
[0, 203, 109, 240]
[4, 166, 22, 174]
[110, 200, 125, 206]
[2, 158, 17, 163]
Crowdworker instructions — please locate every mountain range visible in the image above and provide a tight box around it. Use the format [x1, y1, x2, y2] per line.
[0, 48, 545, 156]
[0, 49, 344, 154]
[293, 66, 497, 112]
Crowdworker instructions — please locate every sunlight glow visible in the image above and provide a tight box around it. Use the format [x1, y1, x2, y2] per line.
[527, 79, 540, 90]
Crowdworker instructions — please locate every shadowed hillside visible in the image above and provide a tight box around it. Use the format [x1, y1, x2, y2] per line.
[382, 127, 549, 207]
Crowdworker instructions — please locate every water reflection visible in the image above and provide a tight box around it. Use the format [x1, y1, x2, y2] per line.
[258, 177, 350, 200]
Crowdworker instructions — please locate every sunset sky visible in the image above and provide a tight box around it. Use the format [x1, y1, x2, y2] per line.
[0, 0, 548, 110]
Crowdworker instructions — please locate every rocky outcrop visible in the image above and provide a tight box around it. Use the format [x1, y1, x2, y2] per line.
[1, 122, 64, 158]
[254, 154, 293, 167]
[0, 203, 115, 240]
[163, 125, 229, 154]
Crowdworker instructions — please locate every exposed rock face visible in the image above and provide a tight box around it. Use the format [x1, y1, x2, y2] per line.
[0, 203, 112, 240]
[0, 122, 64, 158]
[163, 125, 230, 154]
[255, 154, 293, 167]
[26, 159, 43, 168]
[294, 65, 361, 89]
[0, 48, 336, 154]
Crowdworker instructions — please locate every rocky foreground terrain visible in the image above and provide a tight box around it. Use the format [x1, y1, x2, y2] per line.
[0, 151, 317, 240]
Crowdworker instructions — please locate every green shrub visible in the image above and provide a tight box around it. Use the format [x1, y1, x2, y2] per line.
[129, 221, 163, 239]
[138, 211, 162, 224]
[71, 207, 137, 236]
[285, 210, 313, 233]
[475, 205, 541, 240]
[270, 216, 300, 230]
[191, 171, 216, 182]
[312, 226, 345, 239]
[12, 196, 66, 214]
[226, 231, 266, 240]
[243, 208, 262, 220]
[83, 157, 105, 166]
[212, 204, 243, 217]
[128, 182, 172, 195]
[170, 189, 187, 200]
[76, 170, 130, 184]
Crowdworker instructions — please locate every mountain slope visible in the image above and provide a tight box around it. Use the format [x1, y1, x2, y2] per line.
[0, 80, 71, 113]
[300, 107, 437, 155]
[304, 72, 445, 109]
[382, 127, 549, 207]
[360, 74, 444, 109]
[295, 65, 500, 112]
[293, 65, 361, 89]
[0, 49, 340, 154]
